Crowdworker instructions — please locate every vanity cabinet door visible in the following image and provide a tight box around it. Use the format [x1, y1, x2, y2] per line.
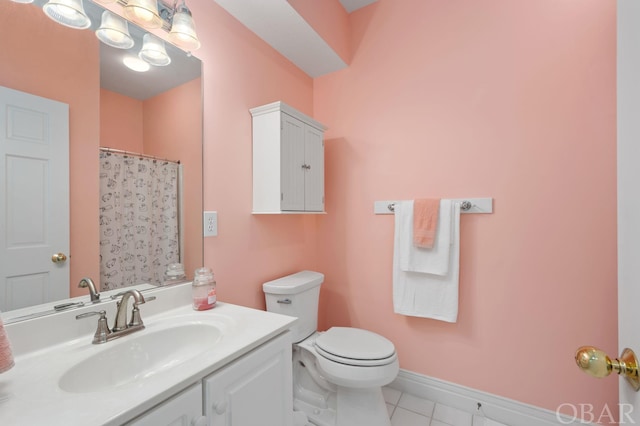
[204, 331, 293, 426]
[127, 382, 205, 426]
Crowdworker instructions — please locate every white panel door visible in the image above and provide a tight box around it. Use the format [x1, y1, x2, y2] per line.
[619, 0, 640, 422]
[281, 114, 306, 211]
[304, 126, 324, 212]
[0, 86, 69, 311]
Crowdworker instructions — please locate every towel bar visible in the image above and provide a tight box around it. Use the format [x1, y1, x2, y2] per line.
[387, 200, 472, 212]
[374, 198, 493, 214]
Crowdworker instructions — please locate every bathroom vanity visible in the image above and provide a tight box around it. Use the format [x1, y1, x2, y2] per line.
[128, 332, 292, 426]
[0, 283, 296, 426]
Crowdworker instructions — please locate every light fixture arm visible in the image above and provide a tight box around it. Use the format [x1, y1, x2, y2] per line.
[158, 0, 179, 25]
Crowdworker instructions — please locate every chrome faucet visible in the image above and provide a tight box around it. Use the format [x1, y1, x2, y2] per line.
[112, 289, 149, 332]
[78, 277, 100, 303]
[76, 289, 155, 344]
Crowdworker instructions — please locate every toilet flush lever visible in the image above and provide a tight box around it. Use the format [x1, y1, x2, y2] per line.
[277, 298, 292, 304]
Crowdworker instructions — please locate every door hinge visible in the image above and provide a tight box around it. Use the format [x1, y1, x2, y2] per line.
[281, 192, 284, 201]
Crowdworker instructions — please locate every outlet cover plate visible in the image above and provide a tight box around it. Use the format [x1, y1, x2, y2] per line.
[203, 211, 218, 237]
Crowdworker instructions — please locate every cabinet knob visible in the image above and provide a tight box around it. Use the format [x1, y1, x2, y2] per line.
[191, 416, 208, 426]
[213, 400, 228, 415]
[301, 164, 311, 170]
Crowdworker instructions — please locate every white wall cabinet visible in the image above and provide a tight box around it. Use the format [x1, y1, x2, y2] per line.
[251, 101, 327, 213]
[203, 331, 293, 426]
[127, 332, 292, 426]
[126, 382, 206, 426]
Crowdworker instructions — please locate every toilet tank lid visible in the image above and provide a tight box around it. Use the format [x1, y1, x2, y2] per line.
[262, 271, 324, 295]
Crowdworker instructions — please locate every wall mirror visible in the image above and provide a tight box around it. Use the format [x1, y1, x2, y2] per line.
[0, 0, 203, 320]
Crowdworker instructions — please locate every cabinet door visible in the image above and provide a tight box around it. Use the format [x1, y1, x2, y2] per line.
[127, 382, 205, 426]
[204, 332, 293, 426]
[303, 126, 324, 212]
[280, 115, 306, 211]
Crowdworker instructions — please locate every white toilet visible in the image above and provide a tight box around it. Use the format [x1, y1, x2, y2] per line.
[263, 271, 399, 426]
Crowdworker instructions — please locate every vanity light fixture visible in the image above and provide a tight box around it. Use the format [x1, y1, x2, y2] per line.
[96, 10, 134, 49]
[123, 55, 150, 72]
[42, 0, 91, 30]
[168, 0, 200, 51]
[10, 0, 35, 3]
[139, 33, 171, 66]
[123, 0, 162, 29]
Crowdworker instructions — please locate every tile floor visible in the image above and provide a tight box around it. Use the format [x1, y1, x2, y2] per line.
[383, 387, 509, 426]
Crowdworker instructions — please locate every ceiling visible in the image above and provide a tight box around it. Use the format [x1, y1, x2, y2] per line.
[32, 0, 200, 100]
[338, 0, 378, 13]
[82, 0, 201, 101]
[214, 0, 378, 78]
[36, 0, 374, 93]
[97, 16, 201, 101]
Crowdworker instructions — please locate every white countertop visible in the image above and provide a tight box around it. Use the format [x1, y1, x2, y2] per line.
[0, 285, 296, 425]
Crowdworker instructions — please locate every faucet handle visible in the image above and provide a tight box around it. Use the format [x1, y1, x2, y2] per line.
[76, 310, 111, 344]
[75, 310, 106, 320]
[110, 290, 153, 303]
[128, 296, 156, 327]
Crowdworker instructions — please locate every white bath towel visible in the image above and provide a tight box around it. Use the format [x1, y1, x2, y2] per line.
[393, 200, 461, 322]
[399, 200, 453, 276]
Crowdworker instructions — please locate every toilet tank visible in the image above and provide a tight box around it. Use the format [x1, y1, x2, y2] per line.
[262, 271, 324, 343]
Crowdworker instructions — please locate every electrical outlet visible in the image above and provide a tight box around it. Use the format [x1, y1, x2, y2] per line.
[203, 211, 218, 237]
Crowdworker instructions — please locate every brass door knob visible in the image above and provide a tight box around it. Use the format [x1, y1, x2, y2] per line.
[575, 346, 640, 391]
[51, 252, 67, 263]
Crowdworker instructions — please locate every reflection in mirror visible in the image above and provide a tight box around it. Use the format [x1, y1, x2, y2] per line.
[0, 0, 203, 318]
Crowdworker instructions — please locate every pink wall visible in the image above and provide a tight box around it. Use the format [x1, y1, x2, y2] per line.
[0, 2, 100, 298]
[314, 0, 617, 420]
[288, 0, 351, 64]
[100, 89, 144, 153]
[2, 0, 619, 419]
[143, 78, 203, 280]
[189, 0, 319, 309]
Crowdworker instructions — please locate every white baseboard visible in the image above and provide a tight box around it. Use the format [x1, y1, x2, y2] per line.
[388, 370, 592, 426]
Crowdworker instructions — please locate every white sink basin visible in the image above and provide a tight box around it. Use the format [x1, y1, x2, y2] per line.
[59, 321, 222, 393]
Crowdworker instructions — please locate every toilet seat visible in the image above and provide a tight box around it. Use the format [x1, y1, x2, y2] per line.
[314, 327, 397, 367]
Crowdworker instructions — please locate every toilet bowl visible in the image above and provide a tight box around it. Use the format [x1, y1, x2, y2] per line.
[263, 271, 399, 426]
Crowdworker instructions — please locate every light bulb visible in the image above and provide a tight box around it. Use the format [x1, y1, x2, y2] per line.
[123, 0, 162, 29]
[43, 0, 91, 29]
[96, 11, 134, 49]
[169, 2, 201, 51]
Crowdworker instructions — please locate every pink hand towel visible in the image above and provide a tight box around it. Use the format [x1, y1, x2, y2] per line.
[413, 198, 440, 248]
[0, 315, 14, 374]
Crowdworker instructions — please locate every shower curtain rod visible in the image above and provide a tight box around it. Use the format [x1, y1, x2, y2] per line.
[99, 147, 180, 164]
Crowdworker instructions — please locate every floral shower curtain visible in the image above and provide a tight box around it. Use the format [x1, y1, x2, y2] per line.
[99, 151, 180, 291]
